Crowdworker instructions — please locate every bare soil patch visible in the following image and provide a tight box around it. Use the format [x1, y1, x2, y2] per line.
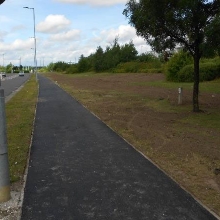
[47, 72, 220, 217]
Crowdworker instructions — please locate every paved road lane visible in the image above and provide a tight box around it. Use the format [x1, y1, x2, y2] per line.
[0, 73, 30, 101]
[21, 75, 219, 220]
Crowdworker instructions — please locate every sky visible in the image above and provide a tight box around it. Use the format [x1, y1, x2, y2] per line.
[0, 0, 151, 67]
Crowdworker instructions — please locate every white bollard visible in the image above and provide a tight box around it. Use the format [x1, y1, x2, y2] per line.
[178, 87, 183, 105]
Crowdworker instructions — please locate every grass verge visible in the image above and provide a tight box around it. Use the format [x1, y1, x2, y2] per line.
[6, 74, 38, 183]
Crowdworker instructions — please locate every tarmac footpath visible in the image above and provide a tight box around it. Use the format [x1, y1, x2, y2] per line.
[21, 75, 218, 220]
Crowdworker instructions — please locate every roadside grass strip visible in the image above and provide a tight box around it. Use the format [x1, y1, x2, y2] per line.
[6, 75, 38, 182]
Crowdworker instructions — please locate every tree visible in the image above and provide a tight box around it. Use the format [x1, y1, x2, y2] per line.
[53, 61, 69, 72]
[0, 0, 5, 5]
[105, 37, 121, 69]
[78, 55, 90, 72]
[47, 62, 55, 71]
[123, 0, 220, 112]
[94, 46, 105, 72]
[204, 14, 220, 56]
[6, 63, 13, 73]
[120, 40, 138, 63]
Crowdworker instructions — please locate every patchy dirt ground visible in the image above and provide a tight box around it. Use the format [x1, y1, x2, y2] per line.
[47, 72, 220, 217]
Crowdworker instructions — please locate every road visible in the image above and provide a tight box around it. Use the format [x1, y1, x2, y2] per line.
[0, 73, 31, 101]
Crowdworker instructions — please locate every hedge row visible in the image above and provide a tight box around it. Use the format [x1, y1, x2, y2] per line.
[178, 62, 220, 82]
[113, 61, 162, 73]
[165, 51, 220, 82]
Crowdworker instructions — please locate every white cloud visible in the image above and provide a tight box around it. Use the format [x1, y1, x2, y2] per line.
[100, 25, 137, 43]
[90, 25, 151, 53]
[54, 0, 127, 6]
[49, 29, 81, 42]
[36, 15, 71, 34]
[0, 38, 34, 51]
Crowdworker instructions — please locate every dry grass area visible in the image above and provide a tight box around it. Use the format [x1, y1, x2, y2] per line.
[45, 72, 220, 217]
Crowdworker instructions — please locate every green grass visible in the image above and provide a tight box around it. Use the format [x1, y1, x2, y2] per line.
[144, 98, 185, 112]
[180, 112, 220, 131]
[6, 75, 38, 182]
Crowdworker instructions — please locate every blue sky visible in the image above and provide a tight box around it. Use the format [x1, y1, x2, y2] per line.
[0, 0, 150, 67]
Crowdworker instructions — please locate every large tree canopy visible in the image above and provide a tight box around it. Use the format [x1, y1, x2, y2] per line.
[0, 0, 5, 5]
[123, 0, 220, 112]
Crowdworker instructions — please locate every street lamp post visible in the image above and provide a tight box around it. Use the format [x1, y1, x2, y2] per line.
[23, 7, 37, 81]
[2, 53, 4, 68]
[0, 1, 10, 204]
[2, 53, 6, 74]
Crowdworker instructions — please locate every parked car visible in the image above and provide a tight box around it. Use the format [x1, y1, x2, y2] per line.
[19, 71, 24, 76]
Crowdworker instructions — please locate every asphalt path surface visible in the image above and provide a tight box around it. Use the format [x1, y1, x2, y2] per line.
[0, 73, 30, 101]
[21, 75, 218, 220]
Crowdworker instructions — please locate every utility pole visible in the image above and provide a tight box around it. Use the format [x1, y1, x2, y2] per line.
[2, 53, 4, 67]
[0, 89, 10, 203]
[19, 57, 21, 71]
[0, 0, 11, 198]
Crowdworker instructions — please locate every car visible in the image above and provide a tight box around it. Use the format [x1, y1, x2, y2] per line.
[0, 72, 6, 77]
[19, 71, 24, 76]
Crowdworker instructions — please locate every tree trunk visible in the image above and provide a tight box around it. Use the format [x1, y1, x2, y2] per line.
[193, 50, 200, 112]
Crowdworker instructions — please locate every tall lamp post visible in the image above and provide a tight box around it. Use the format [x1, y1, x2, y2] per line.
[2, 53, 4, 67]
[23, 6, 37, 80]
[0, 0, 11, 204]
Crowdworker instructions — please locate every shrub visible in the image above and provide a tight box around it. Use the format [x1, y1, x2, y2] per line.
[178, 64, 194, 82]
[113, 61, 162, 73]
[200, 62, 220, 81]
[165, 50, 193, 81]
[178, 61, 220, 82]
[124, 62, 139, 73]
[113, 62, 138, 73]
[66, 65, 79, 74]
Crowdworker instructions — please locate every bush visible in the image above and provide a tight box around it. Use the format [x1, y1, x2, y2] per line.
[178, 61, 220, 82]
[112, 62, 138, 73]
[178, 64, 194, 82]
[113, 61, 162, 73]
[66, 65, 79, 74]
[165, 50, 193, 81]
[200, 62, 220, 81]
[124, 62, 139, 73]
